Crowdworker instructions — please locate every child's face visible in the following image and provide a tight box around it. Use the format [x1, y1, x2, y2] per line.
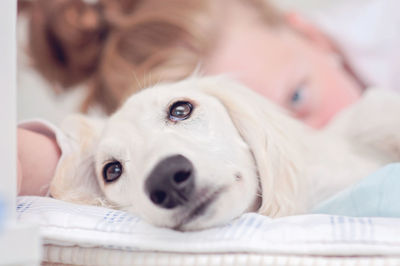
[203, 10, 362, 128]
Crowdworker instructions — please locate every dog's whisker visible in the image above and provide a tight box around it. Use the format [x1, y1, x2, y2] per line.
[132, 71, 143, 90]
[147, 71, 153, 88]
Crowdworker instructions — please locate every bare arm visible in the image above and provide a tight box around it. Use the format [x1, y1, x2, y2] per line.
[17, 128, 61, 196]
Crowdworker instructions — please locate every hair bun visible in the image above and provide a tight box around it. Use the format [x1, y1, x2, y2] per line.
[29, 0, 108, 89]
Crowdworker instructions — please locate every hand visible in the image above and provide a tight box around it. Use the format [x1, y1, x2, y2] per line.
[17, 128, 61, 196]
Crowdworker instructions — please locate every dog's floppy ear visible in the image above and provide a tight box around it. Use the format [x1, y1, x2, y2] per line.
[50, 114, 109, 206]
[200, 76, 308, 217]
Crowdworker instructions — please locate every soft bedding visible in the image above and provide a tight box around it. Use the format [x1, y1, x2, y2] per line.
[314, 163, 400, 217]
[16, 164, 400, 265]
[41, 248, 400, 266]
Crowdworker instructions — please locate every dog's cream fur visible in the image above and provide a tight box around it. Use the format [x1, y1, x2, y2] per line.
[50, 76, 400, 230]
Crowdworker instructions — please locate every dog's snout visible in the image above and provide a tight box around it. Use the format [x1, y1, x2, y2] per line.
[145, 155, 194, 209]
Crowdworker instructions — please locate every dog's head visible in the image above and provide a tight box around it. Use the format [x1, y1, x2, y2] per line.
[51, 76, 305, 230]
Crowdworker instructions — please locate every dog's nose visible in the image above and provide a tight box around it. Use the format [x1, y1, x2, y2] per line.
[145, 154, 194, 209]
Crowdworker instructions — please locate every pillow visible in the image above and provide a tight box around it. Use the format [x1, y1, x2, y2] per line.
[313, 163, 400, 217]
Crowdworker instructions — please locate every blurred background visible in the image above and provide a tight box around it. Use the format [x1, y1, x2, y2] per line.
[17, 0, 327, 124]
[21, 0, 394, 128]
[18, 13, 88, 124]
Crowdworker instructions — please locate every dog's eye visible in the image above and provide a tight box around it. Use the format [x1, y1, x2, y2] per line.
[169, 101, 193, 121]
[103, 161, 123, 183]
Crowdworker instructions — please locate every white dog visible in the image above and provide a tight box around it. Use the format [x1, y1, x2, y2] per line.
[49, 76, 400, 231]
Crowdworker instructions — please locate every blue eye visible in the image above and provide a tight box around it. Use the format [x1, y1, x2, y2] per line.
[290, 88, 303, 104]
[288, 86, 310, 118]
[290, 87, 305, 106]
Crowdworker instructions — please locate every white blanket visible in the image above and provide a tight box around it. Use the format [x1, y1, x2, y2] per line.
[16, 196, 400, 256]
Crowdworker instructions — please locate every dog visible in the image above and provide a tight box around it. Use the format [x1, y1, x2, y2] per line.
[49, 76, 400, 231]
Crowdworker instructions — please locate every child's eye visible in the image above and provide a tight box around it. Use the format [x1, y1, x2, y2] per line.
[290, 86, 305, 106]
[288, 85, 309, 118]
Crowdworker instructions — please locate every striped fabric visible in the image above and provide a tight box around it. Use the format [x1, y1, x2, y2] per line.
[17, 196, 400, 265]
[42, 247, 400, 266]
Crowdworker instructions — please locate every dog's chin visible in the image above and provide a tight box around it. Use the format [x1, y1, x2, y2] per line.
[134, 184, 259, 231]
[176, 198, 261, 231]
[170, 187, 223, 231]
[174, 203, 226, 232]
[173, 186, 260, 231]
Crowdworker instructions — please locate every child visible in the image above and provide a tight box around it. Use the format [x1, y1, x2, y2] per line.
[27, 0, 399, 127]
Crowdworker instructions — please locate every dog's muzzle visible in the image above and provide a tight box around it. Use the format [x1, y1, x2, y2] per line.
[145, 154, 195, 209]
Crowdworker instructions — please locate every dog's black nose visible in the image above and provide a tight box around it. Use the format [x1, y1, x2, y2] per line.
[145, 154, 194, 209]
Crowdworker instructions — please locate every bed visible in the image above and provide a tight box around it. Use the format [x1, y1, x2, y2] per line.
[17, 172, 400, 266]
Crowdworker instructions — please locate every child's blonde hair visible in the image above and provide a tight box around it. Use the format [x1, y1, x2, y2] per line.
[27, 0, 283, 113]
